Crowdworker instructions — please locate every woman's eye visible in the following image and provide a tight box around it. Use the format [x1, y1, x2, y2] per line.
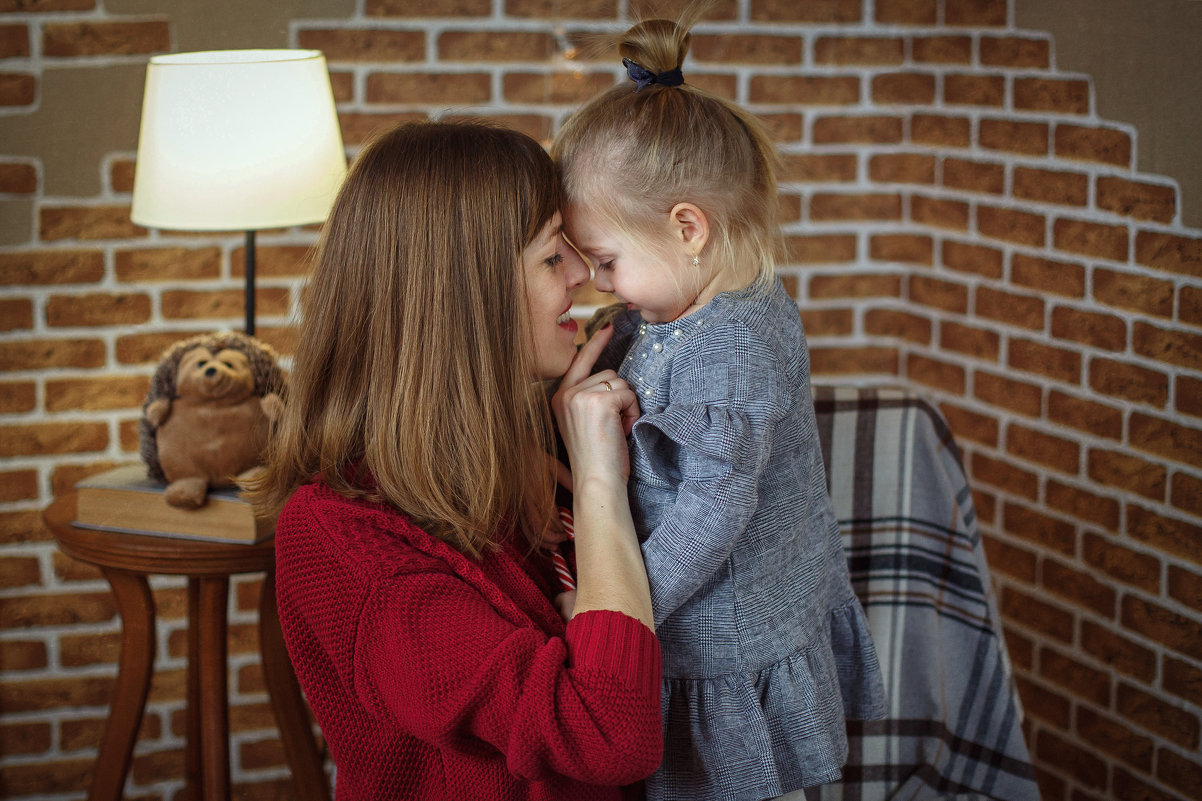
[544, 252, 564, 267]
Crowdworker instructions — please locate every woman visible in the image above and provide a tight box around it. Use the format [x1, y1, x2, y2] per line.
[248, 121, 661, 801]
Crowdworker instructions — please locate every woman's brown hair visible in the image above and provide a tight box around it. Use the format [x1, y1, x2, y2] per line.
[247, 121, 561, 559]
[551, 0, 781, 287]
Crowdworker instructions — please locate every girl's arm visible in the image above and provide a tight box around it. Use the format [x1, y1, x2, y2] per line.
[551, 326, 655, 630]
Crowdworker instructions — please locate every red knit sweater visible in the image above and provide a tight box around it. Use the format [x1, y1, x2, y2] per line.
[275, 481, 664, 801]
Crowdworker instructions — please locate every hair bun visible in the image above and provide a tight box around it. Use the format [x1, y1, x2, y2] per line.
[618, 17, 691, 76]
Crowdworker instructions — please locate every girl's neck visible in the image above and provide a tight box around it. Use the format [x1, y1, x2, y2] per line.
[675, 260, 756, 321]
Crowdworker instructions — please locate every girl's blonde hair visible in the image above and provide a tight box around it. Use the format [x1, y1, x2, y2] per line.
[247, 121, 560, 559]
[551, 1, 781, 287]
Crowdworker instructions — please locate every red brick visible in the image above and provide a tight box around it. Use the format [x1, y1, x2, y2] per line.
[1036, 729, 1107, 790]
[1089, 356, 1169, 407]
[750, 75, 859, 105]
[161, 287, 289, 322]
[910, 113, 971, 147]
[940, 319, 1000, 360]
[809, 193, 901, 222]
[0, 250, 104, 285]
[371, 71, 492, 104]
[338, 111, 427, 146]
[1050, 305, 1126, 352]
[979, 118, 1049, 156]
[910, 195, 968, 230]
[977, 205, 1045, 247]
[1169, 564, 1202, 613]
[809, 272, 901, 299]
[1008, 338, 1081, 384]
[908, 274, 967, 313]
[780, 153, 858, 182]
[1042, 644, 1114, 705]
[800, 308, 853, 337]
[1080, 616, 1157, 680]
[864, 309, 931, 344]
[1094, 267, 1174, 318]
[1097, 176, 1177, 223]
[1046, 476, 1121, 531]
[942, 157, 1004, 194]
[1128, 504, 1202, 567]
[439, 30, 552, 62]
[1007, 422, 1079, 474]
[1055, 123, 1132, 167]
[1014, 676, 1069, 728]
[814, 36, 903, 65]
[1077, 705, 1154, 772]
[1135, 230, 1202, 278]
[1165, 657, 1202, 707]
[367, 0, 490, 14]
[874, 0, 936, 23]
[1010, 253, 1085, 298]
[809, 346, 898, 376]
[0, 381, 35, 413]
[945, 0, 1007, 26]
[1048, 390, 1123, 442]
[1002, 584, 1074, 641]
[942, 402, 999, 447]
[1014, 77, 1089, 114]
[298, 29, 425, 62]
[0, 298, 32, 331]
[871, 72, 935, 104]
[1087, 447, 1167, 502]
[983, 535, 1037, 582]
[0, 73, 35, 106]
[0, 422, 108, 457]
[944, 73, 1004, 106]
[0, 24, 29, 59]
[42, 21, 169, 56]
[0, 470, 36, 503]
[812, 115, 903, 144]
[1158, 748, 1202, 800]
[911, 35, 972, 63]
[1054, 217, 1129, 261]
[906, 353, 965, 393]
[1123, 594, 1202, 661]
[46, 292, 151, 327]
[869, 234, 933, 264]
[869, 153, 935, 184]
[784, 234, 856, 264]
[0, 162, 36, 193]
[750, 0, 863, 22]
[1013, 166, 1088, 206]
[941, 240, 1002, 278]
[45, 375, 149, 412]
[980, 36, 1050, 68]
[1180, 376, 1202, 419]
[1120, 680, 1201, 751]
[114, 247, 221, 283]
[971, 451, 1038, 498]
[977, 287, 1044, 330]
[1172, 473, 1202, 518]
[974, 370, 1041, 417]
[694, 33, 802, 64]
[0, 338, 105, 371]
[1182, 285, 1202, 327]
[1134, 321, 1202, 370]
[1130, 411, 1202, 469]
[39, 206, 143, 241]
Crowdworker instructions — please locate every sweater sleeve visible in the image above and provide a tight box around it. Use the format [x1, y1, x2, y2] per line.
[357, 571, 663, 786]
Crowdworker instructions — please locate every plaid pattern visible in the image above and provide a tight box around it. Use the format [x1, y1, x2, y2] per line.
[797, 385, 1039, 801]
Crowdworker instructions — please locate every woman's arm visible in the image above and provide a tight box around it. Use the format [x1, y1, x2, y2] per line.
[551, 326, 655, 630]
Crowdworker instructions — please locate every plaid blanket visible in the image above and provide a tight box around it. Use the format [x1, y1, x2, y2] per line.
[799, 386, 1040, 801]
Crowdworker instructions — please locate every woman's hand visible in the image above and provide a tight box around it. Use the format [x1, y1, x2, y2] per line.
[551, 325, 640, 487]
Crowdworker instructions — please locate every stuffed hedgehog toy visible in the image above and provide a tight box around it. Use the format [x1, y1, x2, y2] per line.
[139, 331, 286, 509]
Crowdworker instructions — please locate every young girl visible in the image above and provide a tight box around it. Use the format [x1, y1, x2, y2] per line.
[551, 7, 888, 801]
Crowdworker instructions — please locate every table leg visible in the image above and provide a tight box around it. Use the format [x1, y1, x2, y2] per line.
[260, 570, 331, 801]
[89, 568, 156, 801]
[186, 576, 231, 801]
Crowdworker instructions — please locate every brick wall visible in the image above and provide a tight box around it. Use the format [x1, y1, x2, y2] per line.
[1, 1, 1199, 799]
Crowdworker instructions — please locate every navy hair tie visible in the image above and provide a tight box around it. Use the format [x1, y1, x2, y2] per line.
[623, 57, 684, 92]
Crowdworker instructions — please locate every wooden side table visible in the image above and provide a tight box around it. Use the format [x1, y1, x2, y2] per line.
[43, 494, 330, 801]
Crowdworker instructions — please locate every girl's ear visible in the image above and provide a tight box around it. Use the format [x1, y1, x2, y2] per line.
[669, 202, 709, 254]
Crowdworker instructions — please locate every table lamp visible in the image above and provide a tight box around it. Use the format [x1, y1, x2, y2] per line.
[130, 49, 347, 336]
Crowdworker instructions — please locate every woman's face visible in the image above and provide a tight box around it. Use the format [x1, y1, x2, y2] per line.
[523, 212, 590, 380]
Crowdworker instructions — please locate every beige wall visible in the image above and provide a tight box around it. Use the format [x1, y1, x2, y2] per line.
[1016, 0, 1202, 228]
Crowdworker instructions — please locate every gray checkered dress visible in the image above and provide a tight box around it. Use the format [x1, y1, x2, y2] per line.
[598, 279, 887, 801]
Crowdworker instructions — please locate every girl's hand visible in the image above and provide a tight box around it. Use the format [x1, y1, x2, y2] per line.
[551, 325, 640, 485]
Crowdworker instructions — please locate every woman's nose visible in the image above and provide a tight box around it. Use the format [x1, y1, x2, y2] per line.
[564, 246, 590, 290]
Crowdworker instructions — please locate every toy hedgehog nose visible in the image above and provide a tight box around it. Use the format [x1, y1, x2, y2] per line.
[205, 366, 217, 377]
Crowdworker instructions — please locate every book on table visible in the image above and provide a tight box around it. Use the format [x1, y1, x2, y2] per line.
[73, 464, 273, 544]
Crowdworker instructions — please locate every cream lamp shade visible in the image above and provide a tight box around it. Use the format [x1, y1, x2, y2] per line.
[130, 49, 347, 334]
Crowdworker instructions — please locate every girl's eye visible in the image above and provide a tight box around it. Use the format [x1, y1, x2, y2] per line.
[597, 260, 614, 271]
[544, 252, 564, 267]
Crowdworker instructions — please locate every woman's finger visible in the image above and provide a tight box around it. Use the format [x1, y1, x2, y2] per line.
[561, 323, 614, 388]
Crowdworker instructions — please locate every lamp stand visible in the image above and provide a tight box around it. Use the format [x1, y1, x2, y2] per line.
[244, 230, 256, 337]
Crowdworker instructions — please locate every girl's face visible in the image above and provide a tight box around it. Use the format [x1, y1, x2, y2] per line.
[523, 213, 590, 380]
[564, 201, 698, 324]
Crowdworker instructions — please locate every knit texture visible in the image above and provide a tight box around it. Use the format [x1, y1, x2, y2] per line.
[275, 481, 663, 801]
